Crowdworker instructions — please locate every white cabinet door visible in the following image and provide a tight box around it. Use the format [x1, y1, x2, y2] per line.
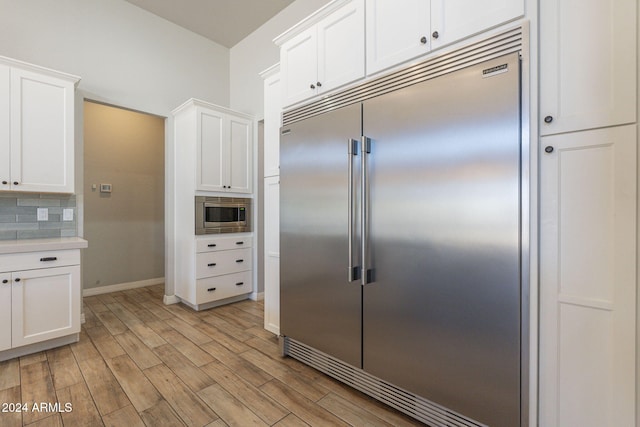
[366, 0, 431, 75]
[196, 107, 253, 194]
[10, 68, 74, 193]
[0, 273, 11, 352]
[281, 27, 318, 107]
[264, 176, 280, 335]
[539, 125, 636, 427]
[431, 0, 524, 49]
[280, 0, 365, 107]
[197, 108, 225, 192]
[263, 68, 281, 178]
[540, 0, 636, 135]
[12, 265, 80, 347]
[0, 64, 9, 191]
[317, 0, 365, 95]
[228, 116, 252, 194]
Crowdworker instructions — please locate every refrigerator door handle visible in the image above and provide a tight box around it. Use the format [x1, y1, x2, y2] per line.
[348, 138, 359, 282]
[361, 136, 372, 285]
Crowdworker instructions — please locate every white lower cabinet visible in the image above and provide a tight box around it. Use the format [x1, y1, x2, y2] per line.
[12, 265, 79, 347]
[0, 249, 81, 360]
[263, 176, 280, 335]
[539, 125, 636, 427]
[177, 235, 253, 310]
[0, 273, 11, 351]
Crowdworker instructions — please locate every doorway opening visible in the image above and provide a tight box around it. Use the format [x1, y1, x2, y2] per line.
[82, 100, 165, 294]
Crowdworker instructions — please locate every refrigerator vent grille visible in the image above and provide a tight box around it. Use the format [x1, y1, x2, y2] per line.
[284, 337, 487, 427]
[283, 25, 523, 126]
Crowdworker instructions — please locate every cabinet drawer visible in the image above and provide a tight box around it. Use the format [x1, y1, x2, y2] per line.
[0, 250, 80, 273]
[196, 248, 252, 279]
[196, 271, 252, 304]
[196, 236, 253, 253]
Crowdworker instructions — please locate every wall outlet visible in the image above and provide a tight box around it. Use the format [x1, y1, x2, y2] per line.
[37, 208, 48, 221]
[63, 208, 74, 221]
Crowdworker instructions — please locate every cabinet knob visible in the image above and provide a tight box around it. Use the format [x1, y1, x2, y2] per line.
[316, 81, 322, 87]
[545, 146, 554, 153]
[1, 279, 8, 284]
[13, 182, 18, 185]
[544, 115, 553, 123]
[1, 181, 6, 185]
[14, 278, 20, 282]
[432, 31, 439, 39]
[420, 36, 427, 44]
[310, 84, 316, 89]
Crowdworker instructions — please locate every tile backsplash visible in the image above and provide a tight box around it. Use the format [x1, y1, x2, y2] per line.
[0, 193, 77, 240]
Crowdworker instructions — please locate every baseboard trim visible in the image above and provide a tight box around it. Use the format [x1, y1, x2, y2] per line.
[163, 294, 180, 305]
[251, 291, 264, 301]
[83, 277, 164, 297]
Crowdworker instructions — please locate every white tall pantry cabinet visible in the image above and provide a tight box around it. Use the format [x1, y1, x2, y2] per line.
[171, 99, 255, 310]
[538, 0, 638, 425]
[261, 64, 281, 335]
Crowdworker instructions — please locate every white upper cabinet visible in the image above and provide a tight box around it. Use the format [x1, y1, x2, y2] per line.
[261, 64, 282, 178]
[198, 108, 225, 192]
[0, 64, 9, 192]
[431, 0, 524, 50]
[366, 0, 432, 75]
[280, 28, 317, 107]
[277, 0, 365, 107]
[196, 106, 252, 194]
[227, 115, 252, 193]
[539, 0, 636, 135]
[0, 57, 78, 193]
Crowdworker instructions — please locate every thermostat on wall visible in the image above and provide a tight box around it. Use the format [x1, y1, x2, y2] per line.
[100, 183, 112, 193]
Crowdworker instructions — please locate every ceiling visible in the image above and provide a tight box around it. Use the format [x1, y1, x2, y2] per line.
[124, 0, 295, 48]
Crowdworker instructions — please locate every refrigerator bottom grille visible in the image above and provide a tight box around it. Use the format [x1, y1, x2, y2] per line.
[284, 337, 487, 427]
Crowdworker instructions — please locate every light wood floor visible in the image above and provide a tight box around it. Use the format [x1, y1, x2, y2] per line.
[0, 284, 423, 426]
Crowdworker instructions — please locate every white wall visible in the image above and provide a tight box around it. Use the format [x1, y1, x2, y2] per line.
[229, 0, 331, 117]
[0, 0, 229, 116]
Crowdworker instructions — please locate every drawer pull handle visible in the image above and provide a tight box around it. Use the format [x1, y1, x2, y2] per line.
[40, 257, 58, 262]
[235, 282, 244, 286]
[236, 241, 244, 245]
[235, 259, 244, 263]
[207, 287, 216, 292]
[208, 244, 217, 247]
[207, 263, 217, 267]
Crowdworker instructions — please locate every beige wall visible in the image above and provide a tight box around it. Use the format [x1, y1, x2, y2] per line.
[83, 101, 164, 290]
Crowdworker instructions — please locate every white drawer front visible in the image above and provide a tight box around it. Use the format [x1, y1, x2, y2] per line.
[196, 248, 252, 279]
[196, 235, 253, 253]
[0, 250, 80, 273]
[196, 271, 252, 304]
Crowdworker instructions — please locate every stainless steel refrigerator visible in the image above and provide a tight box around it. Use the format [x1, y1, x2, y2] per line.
[281, 50, 523, 427]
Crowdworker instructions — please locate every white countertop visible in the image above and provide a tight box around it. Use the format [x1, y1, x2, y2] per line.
[0, 237, 88, 254]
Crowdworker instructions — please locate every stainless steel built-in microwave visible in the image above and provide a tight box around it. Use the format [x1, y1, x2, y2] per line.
[195, 196, 251, 234]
